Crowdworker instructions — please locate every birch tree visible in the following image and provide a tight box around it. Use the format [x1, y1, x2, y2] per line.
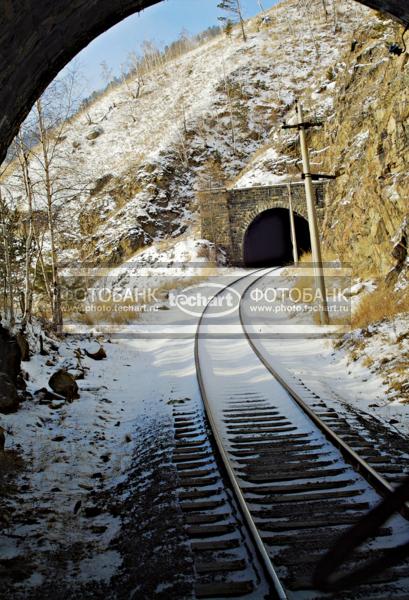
[15, 132, 36, 323]
[22, 68, 86, 333]
[35, 97, 63, 333]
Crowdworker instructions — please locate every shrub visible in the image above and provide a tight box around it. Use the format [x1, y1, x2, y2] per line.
[351, 284, 409, 329]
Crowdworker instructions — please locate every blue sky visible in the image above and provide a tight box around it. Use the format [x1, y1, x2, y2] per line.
[73, 0, 279, 97]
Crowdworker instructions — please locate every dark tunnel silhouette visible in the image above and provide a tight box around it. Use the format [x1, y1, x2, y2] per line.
[243, 208, 311, 267]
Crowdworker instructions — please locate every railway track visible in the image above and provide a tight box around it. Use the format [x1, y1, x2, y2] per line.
[240, 270, 409, 491]
[173, 269, 409, 599]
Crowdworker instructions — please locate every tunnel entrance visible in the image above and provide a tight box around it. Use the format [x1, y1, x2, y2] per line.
[243, 208, 311, 267]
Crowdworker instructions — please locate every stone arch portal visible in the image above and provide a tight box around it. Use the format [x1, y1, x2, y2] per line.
[199, 182, 325, 266]
[0, 1, 408, 164]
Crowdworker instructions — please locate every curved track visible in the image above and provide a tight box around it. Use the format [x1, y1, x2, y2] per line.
[187, 269, 409, 599]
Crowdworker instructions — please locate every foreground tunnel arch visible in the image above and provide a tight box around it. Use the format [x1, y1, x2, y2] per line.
[0, 1, 408, 165]
[243, 207, 311, 267]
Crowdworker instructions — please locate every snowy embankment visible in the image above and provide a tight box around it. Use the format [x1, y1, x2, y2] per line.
[0, 240, 237, 595]
[1, 311, 202, 594]
[0, 239, 214, 592]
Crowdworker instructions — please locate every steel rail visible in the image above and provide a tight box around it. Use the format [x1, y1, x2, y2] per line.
[194, 268, 288, 600]
[238, 270, 401, 505]
[195, 267, 409, 598]
[238, 270, 409, 591]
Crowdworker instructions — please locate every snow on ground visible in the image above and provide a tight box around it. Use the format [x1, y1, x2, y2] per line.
[0, 312, 203, 592]
[242, 269, 409, 436]
[63, 237, 228, 335]
[0, 260, 248, 594]
[97, 237, 223, 282]
[1, 263, 408, 593]
[232, 147, 291, 188]
[337, 314, 409, 404]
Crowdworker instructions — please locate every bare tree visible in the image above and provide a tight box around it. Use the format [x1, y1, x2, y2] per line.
[297, 0, 320, 58]
[20, 68, 87, 333]
[34, 97, 64, 333]
[257, 0, 266, 13]
[100, 60, 114, 89]
[14, 132, 36, 323]
[332, 0, 340, 33]
[126, 51, 145, 98]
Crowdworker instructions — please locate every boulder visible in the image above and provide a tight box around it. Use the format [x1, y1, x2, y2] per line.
[86, 127, 104, 141]
[49, 369, 79, 401]
[34, 387, 65, 403]
[84, 346, 107, 361]
[0, 372, 19, 414]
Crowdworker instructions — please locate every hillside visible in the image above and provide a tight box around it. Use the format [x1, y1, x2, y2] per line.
[233, 14, 408, 283]
[3, 0, 373, 268]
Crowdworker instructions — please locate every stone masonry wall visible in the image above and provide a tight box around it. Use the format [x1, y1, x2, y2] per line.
[200, 182, 326, 265]
[199, 189, 233, 258]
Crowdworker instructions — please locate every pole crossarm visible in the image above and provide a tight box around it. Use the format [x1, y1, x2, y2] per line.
[282, 121, 324, 130]
[301, 173, 337, 181]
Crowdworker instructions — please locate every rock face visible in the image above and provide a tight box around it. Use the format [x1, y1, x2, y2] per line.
[310, 19, 409, 277]
[387, 217, 409, 285]
[0, 325, 21, 382]
[49, 370, 80, 401]
[0, 325, 21, 414]
[0, 373, 19, 414]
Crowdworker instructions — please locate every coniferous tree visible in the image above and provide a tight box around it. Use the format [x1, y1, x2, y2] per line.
[0, 189, 24, 324]
[218, 0, 247, 42]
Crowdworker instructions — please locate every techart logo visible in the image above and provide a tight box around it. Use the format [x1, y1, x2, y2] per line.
[169, 283, 241, 318]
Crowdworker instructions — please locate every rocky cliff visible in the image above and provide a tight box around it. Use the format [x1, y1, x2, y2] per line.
[236, 14, 408, 282]
[316, 18, 408, 281]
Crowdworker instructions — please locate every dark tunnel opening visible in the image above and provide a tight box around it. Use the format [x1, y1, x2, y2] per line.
[243, 207, 311, 267]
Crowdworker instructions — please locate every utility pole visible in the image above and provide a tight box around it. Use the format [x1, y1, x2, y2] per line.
[296, 103, 329, 324]
[287, 184, 299, 265]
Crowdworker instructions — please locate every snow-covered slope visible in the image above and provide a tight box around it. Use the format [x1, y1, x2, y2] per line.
[4, 0, 371, 266]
